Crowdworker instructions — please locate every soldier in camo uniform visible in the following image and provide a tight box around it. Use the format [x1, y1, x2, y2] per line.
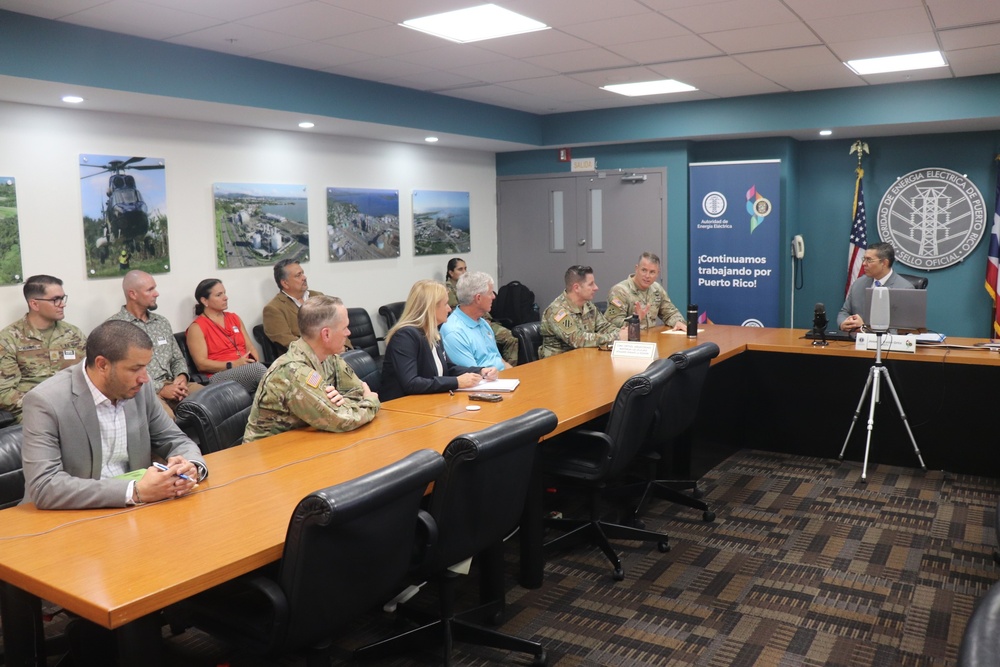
[540, 265, 626, 358]
[0, 275, 87, 422]
[604, 252, 687, 331]
[243, 295, 379, 443]
[446, 257, 519, 365]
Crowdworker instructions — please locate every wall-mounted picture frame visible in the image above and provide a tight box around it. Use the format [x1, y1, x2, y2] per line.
[213, 183, 309, 268]
[0, 177, 23, 286]
[412, 190, 470, 256]
[326, 187, 400, 262]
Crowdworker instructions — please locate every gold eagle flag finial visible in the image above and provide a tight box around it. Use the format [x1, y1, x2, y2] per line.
[850, 140, 869, 171]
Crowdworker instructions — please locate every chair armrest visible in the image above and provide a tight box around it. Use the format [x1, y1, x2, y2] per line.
[412, 508, 438, 566]
[245, 575, 290, 644]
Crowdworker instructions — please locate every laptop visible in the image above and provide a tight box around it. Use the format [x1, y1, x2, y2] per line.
[863, 287, 927, 331]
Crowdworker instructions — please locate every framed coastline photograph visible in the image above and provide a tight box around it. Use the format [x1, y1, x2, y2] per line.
[326, 187, 400, 261]
[0, 177, 23, 286]
[213, 183, 309, 268]
[80, 154, 169, 278]
[412, 190, 470, 256]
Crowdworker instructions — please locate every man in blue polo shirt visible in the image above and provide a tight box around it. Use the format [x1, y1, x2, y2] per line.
[441, 271, 510, 372]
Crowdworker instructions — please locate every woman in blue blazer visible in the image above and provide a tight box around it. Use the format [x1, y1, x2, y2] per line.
[381, 280, 496, 401]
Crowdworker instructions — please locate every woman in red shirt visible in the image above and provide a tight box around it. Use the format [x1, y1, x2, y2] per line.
[186, 278, 266, 394]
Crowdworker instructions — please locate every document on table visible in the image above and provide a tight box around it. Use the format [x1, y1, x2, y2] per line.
[456, 378, 520, 392]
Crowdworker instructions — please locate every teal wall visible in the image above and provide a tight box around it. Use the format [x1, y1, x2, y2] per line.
[498, 133, 1000, 337]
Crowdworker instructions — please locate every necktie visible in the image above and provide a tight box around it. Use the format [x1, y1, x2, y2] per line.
[874, 280, 882, 287]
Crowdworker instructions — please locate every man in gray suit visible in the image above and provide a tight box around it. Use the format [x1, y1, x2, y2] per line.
[22, 320, 208, 510]
[838, 241, 913, 332]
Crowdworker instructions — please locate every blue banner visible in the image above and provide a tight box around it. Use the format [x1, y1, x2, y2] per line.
[689, 160, 781, 327]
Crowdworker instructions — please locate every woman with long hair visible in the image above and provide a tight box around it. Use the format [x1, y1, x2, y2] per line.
[444, 257, 466, 309]
[380, 279, 495, 401]
[185, 278, 267, 395]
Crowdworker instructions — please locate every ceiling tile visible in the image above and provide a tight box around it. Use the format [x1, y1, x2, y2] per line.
[650, 56, 756, 79]
[0, 0, 109, 19]
[735, 45, 841, 71]
[253, 42, 372, 70]
[808, 7, 934, 43]
[947, 44, 1000, 76]
[569, 66, 669, 87]
[939, 23, 1000, 51]
[500, 0, 652, 27]
[440, 84, 567, 113]
[166, 22, 307, 57]
[323, 24, 444, 57]
[324, 57, 432, 82]
[927, 0, 1000, 29]
[52, 1, 223, 40]
[827, 33, 941, 61]
[609, 34, 723, 64]
[781, 0, 922, 20]
[702, 21, 821, 54]
[383, 69, 482, 91]
[450, 59, 557, 84]
[142, 0, 305, 21]
[312, 0, 467, 24]
[498, 75, 610, 103]
[237, 2, 385, 41]
[474, 30, 594, 59]
[662, 0, 799, 33]
[560, 12, 690, 46]
[859, 67, 954, 86]
[404, 45, 507, 70]
[675, 72, 788, 97]
[524, 48, 636, 74]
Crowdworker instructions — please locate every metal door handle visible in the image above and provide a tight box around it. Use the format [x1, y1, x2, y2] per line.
[578, 239, 586, 246]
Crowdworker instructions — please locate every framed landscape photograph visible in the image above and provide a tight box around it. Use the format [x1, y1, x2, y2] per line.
[213, 183, 309, 268]
[0, 177, 23, 286]
[327, 187, 400, 262]
[412, 190, 470, 256]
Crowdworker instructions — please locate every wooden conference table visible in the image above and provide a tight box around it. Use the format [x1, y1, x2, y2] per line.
[1, 324, 996, 666]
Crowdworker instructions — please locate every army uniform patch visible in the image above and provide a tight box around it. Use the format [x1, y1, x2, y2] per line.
[553, 309, 568, 323]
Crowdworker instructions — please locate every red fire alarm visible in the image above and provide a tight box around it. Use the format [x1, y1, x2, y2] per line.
[557, 148, 572, 162]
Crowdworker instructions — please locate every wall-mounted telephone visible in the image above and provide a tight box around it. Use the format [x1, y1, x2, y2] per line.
[791, 235, 805, 259]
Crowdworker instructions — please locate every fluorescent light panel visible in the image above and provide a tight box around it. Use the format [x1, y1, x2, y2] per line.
[401, 4, 548, 43]
[845, 51, 946, 75]
[601, 79, 697, 97]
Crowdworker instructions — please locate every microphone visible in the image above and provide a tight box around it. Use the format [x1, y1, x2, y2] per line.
[813, 303, 827, 334]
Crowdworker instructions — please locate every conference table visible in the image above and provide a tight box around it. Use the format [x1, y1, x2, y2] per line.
[1, 324, 996, 666]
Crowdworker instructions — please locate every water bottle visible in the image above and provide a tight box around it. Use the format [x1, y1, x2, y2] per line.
[687, 304, 698, 338]
[627, 315, 640, 342]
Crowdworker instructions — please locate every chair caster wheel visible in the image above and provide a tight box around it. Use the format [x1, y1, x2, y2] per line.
[612, 567, 625, 581]
[532, 650, 548, 666]
[692, 486, 704, 499]
[703, 511, 716, 522]
[657, 541, 670, 553]
[488, 609, 504, 626]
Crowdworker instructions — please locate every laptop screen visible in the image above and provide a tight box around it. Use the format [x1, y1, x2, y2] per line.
[863, 288, 927, 331]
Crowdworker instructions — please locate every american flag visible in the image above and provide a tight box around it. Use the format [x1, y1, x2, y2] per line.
[845, 167, 867, 297]
[985, 162, 1000, 338]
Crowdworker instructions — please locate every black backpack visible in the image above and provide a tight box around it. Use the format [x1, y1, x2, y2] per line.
[493, 281, 538, 327]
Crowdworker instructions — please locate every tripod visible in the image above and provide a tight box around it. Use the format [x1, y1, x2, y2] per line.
[839, 331, 926, 481]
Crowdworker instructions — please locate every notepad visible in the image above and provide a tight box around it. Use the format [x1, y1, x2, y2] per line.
[456, 378, 520, 392]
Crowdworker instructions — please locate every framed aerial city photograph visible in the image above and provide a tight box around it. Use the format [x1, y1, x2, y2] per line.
[326, 187, 400, 262]
[213, 183, 309, 268]
[412, 190, 470, 256]
[80, 154, 170, 278]
[0, 177, 23, 286]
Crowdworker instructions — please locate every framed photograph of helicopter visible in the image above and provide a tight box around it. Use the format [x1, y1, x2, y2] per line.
[79, 155, 169, 278]
[213, 183, 309, 269]
[0, 177, 24, 286]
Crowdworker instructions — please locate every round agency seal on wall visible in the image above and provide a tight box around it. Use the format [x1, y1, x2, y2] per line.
[741, 318, 764, 327]
[702, 191, 727, 218]
[876, 167, 987, 270]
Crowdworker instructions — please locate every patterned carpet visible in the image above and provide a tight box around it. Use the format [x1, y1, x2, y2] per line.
[16, 449, 1000, 665]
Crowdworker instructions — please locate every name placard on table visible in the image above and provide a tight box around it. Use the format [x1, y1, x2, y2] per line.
[610, 341, 659, 360]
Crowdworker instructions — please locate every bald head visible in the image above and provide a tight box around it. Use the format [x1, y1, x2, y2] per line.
[122, 270, 159, 315]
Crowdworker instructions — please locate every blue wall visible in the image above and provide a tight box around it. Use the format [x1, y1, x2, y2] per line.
[498, 132, 1000, 337]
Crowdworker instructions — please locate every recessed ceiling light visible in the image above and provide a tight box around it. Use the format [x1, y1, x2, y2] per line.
[61, 95, 84, 104]
[425, 136, 439, 143]
[819, 130, 833, 136]
[601, 79, 697, 97]
[845, 51, 946, 75]
[401, 4, 548, 44]
[298, 121, 315, 129]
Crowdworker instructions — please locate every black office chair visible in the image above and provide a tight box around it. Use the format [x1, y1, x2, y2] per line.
[173, 333, 209, 385]
[252, 324, 283, 366]
[958, 580, 1000, 666]
[0, 424, 25, 510]
[357, 408, 558, 666]
[378, 301, 405, 331]
[625, 342, 720, 524]
[341, 348, 382, 394]
[171, 449, 446, 667]
[346, 307, 381, 363]
[174, 381, 252, 454]
[899, 273, 929, 289]
[594, 300, 607, 314]
[541, 358, 676, 580]
[0, 410, 14, 430]
[512, 321, 542, 365]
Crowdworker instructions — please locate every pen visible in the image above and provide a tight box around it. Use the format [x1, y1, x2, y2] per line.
[153, 462, 195, 482]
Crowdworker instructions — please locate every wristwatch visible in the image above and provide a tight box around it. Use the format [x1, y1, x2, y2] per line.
[225, 361, 232, 369]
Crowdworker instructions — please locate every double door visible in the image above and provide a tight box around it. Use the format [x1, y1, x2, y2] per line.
[497, 169, 666, 307]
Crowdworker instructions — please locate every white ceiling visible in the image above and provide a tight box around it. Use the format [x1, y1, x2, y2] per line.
[3, 0, 1000, 145]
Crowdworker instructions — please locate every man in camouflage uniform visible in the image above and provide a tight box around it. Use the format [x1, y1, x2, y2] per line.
[540, 265, 626, 358]
[0, 275, 87, 422]
[604, 252, 687, 331]
[107, 270, 203, 419]
[447, 267, 519, 366]
[244, 295, 379, 442]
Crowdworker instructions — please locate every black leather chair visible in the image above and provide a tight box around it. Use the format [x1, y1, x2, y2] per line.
[899, 273, 928, 289]
[346, 307, 381, 363]
[174, 381, 252, 454]
[357, 408, 558, 666]
[378, 301, 405, 331]
[171, 449, 446, 667]
[173, 332, 209, 385]
[0, 424, 25, 510]
[959, 580, 1000, 666]
[541, 358, 676, 580]
[0, 410, 14, 430]
[627, 342, 720, 524]
[252, 324, 283, 366]
[341, 348, 381, 393]
[512, 321, 542, 365]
